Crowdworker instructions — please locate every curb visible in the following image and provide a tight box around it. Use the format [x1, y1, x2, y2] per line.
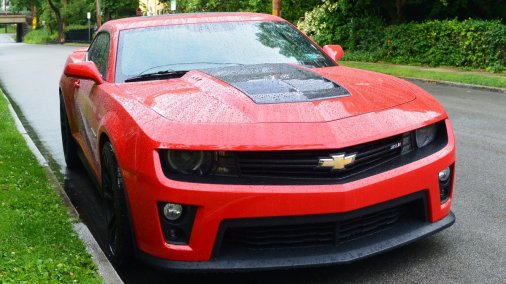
[3, 92, 123, 284]
[401, 77, 506, 94]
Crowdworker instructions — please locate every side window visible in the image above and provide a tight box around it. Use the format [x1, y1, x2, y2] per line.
[88, 32, 110, 79]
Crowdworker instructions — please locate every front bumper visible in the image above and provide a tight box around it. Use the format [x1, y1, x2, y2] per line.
[137, 210, 455, 271]
[123, 120, 456, 270]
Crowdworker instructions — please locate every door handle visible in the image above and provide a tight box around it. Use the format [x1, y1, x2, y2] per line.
[74, 80, 80, 88]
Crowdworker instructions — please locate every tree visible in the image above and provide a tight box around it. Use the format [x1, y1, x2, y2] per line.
[95, 0, 101, 27]
[46, 0, 63, 43]
[161, 0, 322, 23]
[101, 0, 138, 22]
[10, 0, 41, 23]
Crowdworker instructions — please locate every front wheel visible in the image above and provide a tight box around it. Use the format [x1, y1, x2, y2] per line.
[59, 93, 80, 168]
[101, 142, 134, 266]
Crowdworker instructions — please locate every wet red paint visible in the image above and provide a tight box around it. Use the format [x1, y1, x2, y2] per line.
[59, 13, 456, 265]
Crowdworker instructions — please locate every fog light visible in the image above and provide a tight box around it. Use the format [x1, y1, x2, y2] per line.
[163, 203, 183, 221]
[438, 167, 451, 182]
[439, 166, 453, 203]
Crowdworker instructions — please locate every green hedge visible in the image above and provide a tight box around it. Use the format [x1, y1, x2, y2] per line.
[65, 24, 90, 32]
[64, 25, 93, 43]
[298, 0, 385, 54]
[383, 19, 505, 71]
[23, 29, 58, 44]
[298, 4, 506, 72]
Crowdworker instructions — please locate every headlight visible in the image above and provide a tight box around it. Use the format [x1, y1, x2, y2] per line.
[415, 124, 437, 148]
[166, 150, 214, 174]
[163, 150, 237, 176]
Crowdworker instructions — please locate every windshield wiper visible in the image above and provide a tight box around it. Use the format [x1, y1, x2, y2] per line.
[124, 70, 188, 83]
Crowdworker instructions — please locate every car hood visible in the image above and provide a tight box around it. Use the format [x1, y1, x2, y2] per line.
[117, 65, 416, 124]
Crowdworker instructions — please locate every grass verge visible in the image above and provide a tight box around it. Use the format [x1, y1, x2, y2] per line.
[340, 61, 506, 89]
[0, 25, 15, 34]
[23, 29, 58, 44]
[0, 91, 101, 282]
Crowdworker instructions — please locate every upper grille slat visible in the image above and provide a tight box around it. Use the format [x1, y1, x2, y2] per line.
[238, 164, 317, 169]
[236, 134, 403, 180]
[238, 159, 318, 165]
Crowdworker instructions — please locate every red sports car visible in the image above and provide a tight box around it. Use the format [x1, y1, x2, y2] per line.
[60, 12, 455, 271]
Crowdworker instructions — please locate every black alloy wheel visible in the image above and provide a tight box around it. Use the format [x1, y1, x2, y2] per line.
[59, 93, 80, 168]
[101, 142, 134, 266]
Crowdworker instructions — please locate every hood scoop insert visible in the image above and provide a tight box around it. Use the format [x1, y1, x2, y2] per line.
[201, 64, 350, 104]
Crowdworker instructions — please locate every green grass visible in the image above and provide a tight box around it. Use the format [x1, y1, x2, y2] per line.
[23, 28, 58, 44]
[0, 24, 15, 34]
[340, 61, 506, 89]
[0, 92, 102, 283]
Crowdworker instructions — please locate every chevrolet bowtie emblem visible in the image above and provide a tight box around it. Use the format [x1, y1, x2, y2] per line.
[317, 153, 357, 171]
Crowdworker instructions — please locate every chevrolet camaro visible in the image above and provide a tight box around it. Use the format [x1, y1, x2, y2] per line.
[59, 12, 456, 271]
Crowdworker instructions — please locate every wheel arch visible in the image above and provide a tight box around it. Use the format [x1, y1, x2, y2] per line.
[97, 111, 137, 184]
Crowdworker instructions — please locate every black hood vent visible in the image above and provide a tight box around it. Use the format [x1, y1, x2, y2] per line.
[201, 64, 350, 104]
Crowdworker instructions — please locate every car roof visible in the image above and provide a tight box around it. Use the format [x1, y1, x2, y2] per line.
[102, 12, 285, 33]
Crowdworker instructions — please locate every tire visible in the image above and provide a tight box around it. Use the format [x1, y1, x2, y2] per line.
[59, 93, 80, 169]
[101, 142, 134, 267]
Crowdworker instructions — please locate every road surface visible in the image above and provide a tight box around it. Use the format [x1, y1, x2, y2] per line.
[0, 35, 505, 283]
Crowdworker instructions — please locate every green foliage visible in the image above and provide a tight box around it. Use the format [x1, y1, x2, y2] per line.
[282, 0, 325, 23]
[64, 0, 96, 26]
[0, 24, 16, 34]
[383, 19, 506, 71]
[171, 0, 322, 23]
[166, 0, 268, 17]
[299, 2, 506, 71]
[298, 0, 384, 51]
[65, 24, 90, 31]
[340, 61, 506, 88]
[9, 0, 41, 14]
[0, 93, 101, 282]
[23, 28, 58, 44]
[102, 0, 138, 21]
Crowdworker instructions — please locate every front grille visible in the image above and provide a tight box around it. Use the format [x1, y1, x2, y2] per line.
[223, 222, 336, 249]
[215, 193, 427, 255]
[339, 206, 402, 243]
[237, 134, 404, 180]
[222, 204, 405, 250]
[161, 121, 448, 184]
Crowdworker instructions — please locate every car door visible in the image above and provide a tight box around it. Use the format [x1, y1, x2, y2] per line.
[74, 32, 110, 171]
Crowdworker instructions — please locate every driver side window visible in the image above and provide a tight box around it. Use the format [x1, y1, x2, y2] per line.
[88, 32, 110, 79]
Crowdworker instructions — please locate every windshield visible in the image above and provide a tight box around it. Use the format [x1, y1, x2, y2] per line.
[115, 21, 335, 83]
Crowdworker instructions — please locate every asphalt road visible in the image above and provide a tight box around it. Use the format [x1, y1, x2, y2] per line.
[0, 35, 505, 283]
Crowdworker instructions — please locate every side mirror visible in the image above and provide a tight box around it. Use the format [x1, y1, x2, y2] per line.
[322, 45, 345, 62]
[64, 61, 104, 84]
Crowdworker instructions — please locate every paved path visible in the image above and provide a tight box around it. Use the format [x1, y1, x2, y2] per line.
[0, 39, 505, 283]
[0, 34, 77, 170]
[0, 33, 14, 44]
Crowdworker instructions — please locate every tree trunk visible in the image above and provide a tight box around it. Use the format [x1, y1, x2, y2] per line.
[272, 0, 282, 17]
[96, 0, 102, 28]
[47, 0, 64, 43]
[63, 0, 68, 31]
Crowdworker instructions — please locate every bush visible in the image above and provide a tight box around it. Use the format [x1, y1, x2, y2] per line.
[298, 0, 385, 52]
[298, 2, 506, 71]
[66, 24, 90, 31]
[23, 28, 58, 44]
[384, 19, 506, 71]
